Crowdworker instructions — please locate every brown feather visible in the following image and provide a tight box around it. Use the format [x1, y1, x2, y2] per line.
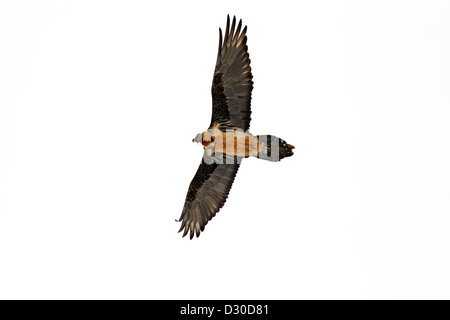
[210, 15, 253, 131]
[177, 160, 240, 239]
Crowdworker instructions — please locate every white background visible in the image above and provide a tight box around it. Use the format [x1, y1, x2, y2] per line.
[1, 0, 449, 300]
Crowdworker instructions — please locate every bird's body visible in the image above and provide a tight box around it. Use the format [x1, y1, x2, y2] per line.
[177, 16, 294, 239]
[197, 127, 261, 159]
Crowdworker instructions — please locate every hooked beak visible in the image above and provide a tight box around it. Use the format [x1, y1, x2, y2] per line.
[192, 133, 202, 144]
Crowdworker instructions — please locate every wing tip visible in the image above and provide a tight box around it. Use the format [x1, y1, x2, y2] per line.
[177, 216, 206, 239]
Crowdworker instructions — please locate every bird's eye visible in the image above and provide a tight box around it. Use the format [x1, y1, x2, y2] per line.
[203, 135, 213, 142]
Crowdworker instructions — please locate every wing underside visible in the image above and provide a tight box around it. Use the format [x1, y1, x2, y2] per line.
[210, 15, 253, 131]
[177, 160, 240, 239]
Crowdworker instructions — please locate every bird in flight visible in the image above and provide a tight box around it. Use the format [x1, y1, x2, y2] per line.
[177, 15, 295, 239]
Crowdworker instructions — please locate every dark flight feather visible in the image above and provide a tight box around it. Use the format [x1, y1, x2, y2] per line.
[210, 15, 253, 131]
[177, 160, 240, 239]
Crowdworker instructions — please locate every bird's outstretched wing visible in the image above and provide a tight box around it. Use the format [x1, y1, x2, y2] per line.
[177, 159, 240, 239]
[210, 15, 253, 131]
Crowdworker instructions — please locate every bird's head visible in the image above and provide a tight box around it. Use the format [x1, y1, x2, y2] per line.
[192, 133, 202, 144]
[192, 131, 214, 147]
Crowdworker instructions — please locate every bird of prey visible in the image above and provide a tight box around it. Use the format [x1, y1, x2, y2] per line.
[177, 15, 294, 239]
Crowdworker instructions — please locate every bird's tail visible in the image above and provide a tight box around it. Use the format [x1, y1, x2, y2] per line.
[256, 135, 295, 162]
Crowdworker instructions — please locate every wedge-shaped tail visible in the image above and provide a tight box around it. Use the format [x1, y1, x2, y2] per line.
[256, 135, 295, 162]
